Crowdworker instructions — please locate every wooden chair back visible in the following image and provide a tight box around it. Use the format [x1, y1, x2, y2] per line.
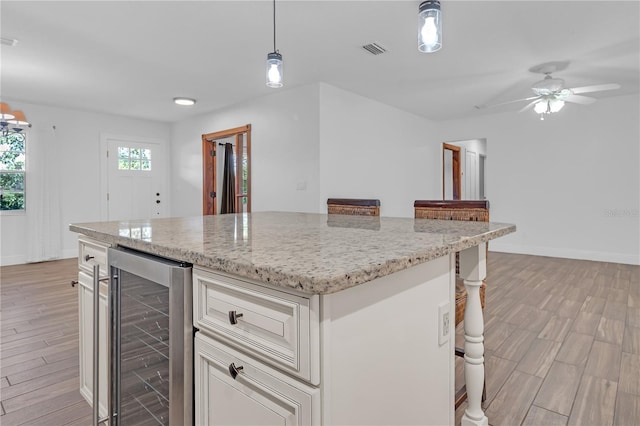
[414, 200, 489, 221]
[327, 198, 381, 216]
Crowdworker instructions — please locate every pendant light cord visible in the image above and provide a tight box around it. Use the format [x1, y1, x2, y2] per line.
[273, 0, 277, 52]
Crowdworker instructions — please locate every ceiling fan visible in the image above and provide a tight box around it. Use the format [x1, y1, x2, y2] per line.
[475, 61, 621, 118]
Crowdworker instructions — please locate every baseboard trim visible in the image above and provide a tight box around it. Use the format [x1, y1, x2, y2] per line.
[489, 242, 639, 266]
[1, 249, 78, 267]
[0, 255, 27, 266]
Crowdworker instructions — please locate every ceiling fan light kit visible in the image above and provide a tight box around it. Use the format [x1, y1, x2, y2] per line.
[476, 61, 621, 119]
[418, 0, 442, 53]
[534, 98, 565, 119]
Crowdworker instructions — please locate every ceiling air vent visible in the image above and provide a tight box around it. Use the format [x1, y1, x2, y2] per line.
[362, 43, 387, 55]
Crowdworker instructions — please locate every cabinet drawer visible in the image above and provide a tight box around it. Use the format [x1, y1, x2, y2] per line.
[193, 267, 319, 384]
[195, 332, 320, 426]
[78, 237, 110, 279]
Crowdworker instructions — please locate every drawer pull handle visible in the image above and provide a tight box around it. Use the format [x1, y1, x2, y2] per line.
[84, 255, 95, 261]
[228, 363, 244, 379]
[228, 310, 243, 325]
[71, 280, 78, 287]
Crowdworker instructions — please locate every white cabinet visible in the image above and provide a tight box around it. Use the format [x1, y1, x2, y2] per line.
[194, 254, 455, 426]
[77, 236, 110, 419]
[195, 333, 320, 426]
[193, 268, 319, 384]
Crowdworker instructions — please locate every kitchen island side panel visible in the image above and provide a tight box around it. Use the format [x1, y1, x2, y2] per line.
[320, 254, 455, 425]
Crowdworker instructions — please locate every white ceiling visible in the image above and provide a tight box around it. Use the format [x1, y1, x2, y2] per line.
[2, 1, 639, 123]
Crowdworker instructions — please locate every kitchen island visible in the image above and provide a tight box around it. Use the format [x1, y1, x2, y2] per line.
[70, 212, 515, 426]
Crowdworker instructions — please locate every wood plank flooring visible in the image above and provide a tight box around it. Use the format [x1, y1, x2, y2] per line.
[0, 258, 92, 426]
[455, 253, 640, 426]
[1, 253, 639, 425]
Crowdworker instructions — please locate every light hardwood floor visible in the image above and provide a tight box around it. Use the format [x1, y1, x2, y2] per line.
[1, 253, 639, 426]
[0, 258, 92, 425]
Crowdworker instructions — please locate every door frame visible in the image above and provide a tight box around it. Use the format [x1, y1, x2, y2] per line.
[442, 142, 462, 200]
[202, 124, 251, 215]
[99, 133, 168, 221]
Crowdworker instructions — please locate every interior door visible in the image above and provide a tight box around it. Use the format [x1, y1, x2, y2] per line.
[202, 124, 251, 215]
[465, 150, 478, 199]
[105, 137, 166, 221]
[442, 143, 461, 200]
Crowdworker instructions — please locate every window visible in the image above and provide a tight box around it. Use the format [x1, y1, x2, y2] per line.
[117, 146, 151, 171]
[0, 132, 26, 211]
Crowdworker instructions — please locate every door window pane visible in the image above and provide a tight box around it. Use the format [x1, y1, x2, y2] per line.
[117, 146, 152, 171]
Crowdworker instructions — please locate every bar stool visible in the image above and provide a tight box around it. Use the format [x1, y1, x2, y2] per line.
[327, 198, 381, 216]
[414, 200, 489, 408]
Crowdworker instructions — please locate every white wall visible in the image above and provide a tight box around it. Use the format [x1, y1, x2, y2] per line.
[0, 101, 170, 265]
[170, 82, 440, 220]
[436, 94, 640, 265]
[5, 88, 636, 266]
[445, 138, 487, 157]
[170, 84, 320, 217]
[318, 83, 441, 218]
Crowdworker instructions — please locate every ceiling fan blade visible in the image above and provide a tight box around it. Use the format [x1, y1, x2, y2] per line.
[474, 96, 540, 110]
[563, 94, 597, 105]
[518, 99, 540, 113]
[569, 83, 621, 94]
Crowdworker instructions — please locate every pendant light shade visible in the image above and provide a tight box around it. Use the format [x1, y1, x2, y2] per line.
[0, 103, 30, 136]
[534, 99, 565, 115]
[418, 0, 442, 53]
[266, 0, 283, 88]
[8, 110, 30, 126]
[266, 52, 283, 88]
[549, 99, 565, 113]
[534, 101, 548, 114]
[0, 102, 15, 120]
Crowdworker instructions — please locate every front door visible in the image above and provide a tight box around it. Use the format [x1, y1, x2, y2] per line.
[103, 135, 167, 221]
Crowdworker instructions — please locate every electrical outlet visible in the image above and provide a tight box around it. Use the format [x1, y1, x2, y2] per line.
[438, 301, 451, 346]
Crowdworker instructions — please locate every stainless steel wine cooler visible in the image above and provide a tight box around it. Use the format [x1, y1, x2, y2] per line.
[109, 247, 193, 426]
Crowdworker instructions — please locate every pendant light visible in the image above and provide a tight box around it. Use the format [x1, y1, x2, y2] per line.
[0, 103, 30, 136]
[418, 1, 442, 53]
[0, 102, 15, 120]
[266, 0, 283, 88]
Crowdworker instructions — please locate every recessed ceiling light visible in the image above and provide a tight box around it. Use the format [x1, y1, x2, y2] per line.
[173, 97, 196, 106]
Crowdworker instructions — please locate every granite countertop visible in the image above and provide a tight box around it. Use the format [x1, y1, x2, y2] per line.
[69, 211, 515, 295]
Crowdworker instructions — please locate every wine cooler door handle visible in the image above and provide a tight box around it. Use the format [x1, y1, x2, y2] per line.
[92, 264, 109, 426]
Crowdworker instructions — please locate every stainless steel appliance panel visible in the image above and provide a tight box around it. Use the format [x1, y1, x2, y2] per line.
[109, 247, 192, 426]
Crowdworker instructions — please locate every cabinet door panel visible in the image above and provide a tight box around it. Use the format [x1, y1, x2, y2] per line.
[209, 374, 287, 425]
[77, 271, 109, 418]
[195, 333, 319, 426]
[78, 272, 93, 403]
